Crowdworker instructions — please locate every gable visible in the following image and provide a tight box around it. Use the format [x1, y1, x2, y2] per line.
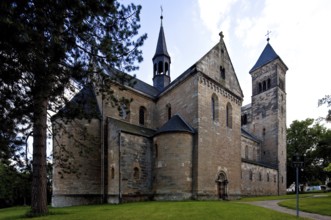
[195, 40, 243, 99]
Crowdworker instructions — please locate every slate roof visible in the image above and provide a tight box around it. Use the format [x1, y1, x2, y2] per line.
[241, 128, 261, 143]
[155, 114, 195, 135]
[53, 86, 101, 120]
[153, 24, 170, 59]
[104, 67, 160, 98]
[132, 77, 160, 97]
[249, 43, 280, 73]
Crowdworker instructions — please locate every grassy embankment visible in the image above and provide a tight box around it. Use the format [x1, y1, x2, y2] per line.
[0, 201, 306, 220]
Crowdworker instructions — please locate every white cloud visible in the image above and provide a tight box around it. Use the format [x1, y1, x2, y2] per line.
[197, 0, 331, 125]
[198, 0, 238, 41]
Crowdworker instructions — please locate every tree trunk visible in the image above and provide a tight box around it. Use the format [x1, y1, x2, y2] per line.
[31, 93, 48, 215]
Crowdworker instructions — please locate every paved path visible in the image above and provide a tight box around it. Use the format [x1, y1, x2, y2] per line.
[247, 200, 331, 220]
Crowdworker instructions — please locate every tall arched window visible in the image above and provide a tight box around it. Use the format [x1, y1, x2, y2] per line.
[263, 81, 266, 91]
[211, 94, 219, 121]
[165, 62, 169, 75]
[226, 103, 232, 128]
[245, 145, 248, 159]
[158, 61, 163, 74]
[111, 167, 115, 179]
[258, 83, 262, 93]
[139, 106, 146, 125]
[220, 66, 225, 79]
[267, 78, 271, 89]
[167, 104, 171, 120]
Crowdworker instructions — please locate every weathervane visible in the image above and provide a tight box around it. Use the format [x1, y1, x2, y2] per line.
[160, 5, 163, 20]
[265, 30, 271, 42]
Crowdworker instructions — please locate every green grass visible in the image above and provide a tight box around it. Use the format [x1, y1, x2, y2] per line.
[0, 201, 307, 220]
[238, 193, 315, 202]
[278, 193, 331, 216]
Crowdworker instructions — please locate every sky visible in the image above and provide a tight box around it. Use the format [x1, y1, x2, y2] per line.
[132, 0, 331, 127]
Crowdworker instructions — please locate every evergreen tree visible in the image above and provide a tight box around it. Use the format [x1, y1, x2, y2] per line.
[0, 0, 146, 215]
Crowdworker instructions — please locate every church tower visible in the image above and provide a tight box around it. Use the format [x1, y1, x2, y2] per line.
[249, 39, 288, 194]
[153, 14, 171, 90]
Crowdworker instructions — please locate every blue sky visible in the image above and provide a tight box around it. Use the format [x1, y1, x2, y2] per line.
[133, 0, 331, 127]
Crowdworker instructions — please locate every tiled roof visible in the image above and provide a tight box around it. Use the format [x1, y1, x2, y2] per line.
[156, 114, 195, 135]
[250, 43, 279, 73]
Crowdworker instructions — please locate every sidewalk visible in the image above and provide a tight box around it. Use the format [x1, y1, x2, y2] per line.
[247, 200, 331, 220]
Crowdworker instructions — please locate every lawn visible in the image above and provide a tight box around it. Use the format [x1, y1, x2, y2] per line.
[0, 201, 307, 220]
[278, 193, 331, 216]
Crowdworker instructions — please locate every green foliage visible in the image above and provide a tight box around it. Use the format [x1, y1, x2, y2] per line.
[0, 162, 31, 208]
[0, 201, 305, 220]
[324, 163, 331, 172]
[318, 95, 331, 122]
[287, 119, 331, 186]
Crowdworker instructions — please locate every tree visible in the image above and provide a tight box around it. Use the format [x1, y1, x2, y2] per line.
[287, 119, 331, 186]
[318, 95, 331, 122]
[0, 0, 146, 215]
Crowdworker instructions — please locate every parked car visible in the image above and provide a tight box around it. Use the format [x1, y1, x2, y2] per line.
[305, 185, 322, 192]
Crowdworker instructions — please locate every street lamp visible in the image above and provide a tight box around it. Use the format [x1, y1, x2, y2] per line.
[292, 153, 305, 218]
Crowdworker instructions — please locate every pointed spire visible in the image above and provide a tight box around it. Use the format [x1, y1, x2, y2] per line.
[153, 12, 170, 59]
[249, 43, 279, 73]
[152, 11, 171, 91]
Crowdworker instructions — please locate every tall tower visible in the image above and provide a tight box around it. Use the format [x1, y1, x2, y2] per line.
[249, 40, 288, 194]
[153, 14, 171, 90]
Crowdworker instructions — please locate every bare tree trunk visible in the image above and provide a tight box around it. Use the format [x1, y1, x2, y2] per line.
[31, 93, 48, 215]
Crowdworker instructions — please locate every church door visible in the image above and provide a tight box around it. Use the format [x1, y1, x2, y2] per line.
[217, 172, 228, 200]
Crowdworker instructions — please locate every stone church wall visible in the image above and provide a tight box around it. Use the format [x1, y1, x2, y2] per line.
[241, 162, 278, 196]
[153, 132, 193, 200]
[155, 75, 199, 129]
[241, 136, 261, 162]
[96, 84, 157, 129]
[52, 118, 101, 207]
[106, 121, 154, 203]
[196, 74, 242, 200]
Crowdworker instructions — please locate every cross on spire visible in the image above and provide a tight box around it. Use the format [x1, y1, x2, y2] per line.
[219, 31, 224, 41]
[265, 30, 271, 42]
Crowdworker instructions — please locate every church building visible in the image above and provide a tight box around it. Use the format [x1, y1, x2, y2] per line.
[52, 15, 288, 207]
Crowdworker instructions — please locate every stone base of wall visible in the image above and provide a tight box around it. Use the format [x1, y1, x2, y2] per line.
[193, 193, 241, 201]
[107, 194, 154, 204]
[52, 194, 102, 207]
[153, 193, 192, 201]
